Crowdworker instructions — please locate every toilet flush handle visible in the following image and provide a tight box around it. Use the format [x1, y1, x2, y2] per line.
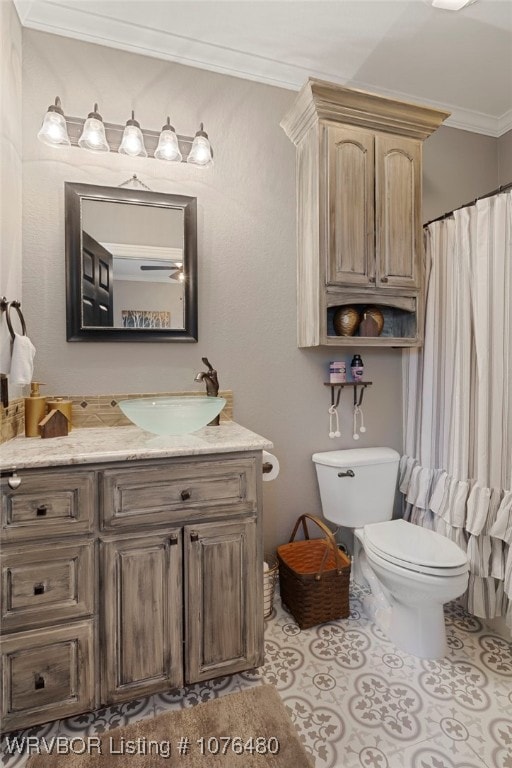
[338, 469, 355, 478]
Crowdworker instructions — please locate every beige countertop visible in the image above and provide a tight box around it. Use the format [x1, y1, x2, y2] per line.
[0, 421, 273, 471]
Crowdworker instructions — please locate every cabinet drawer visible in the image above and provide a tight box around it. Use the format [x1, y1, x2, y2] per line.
[0, 620, 95, 731]
[1, 541, 95, 632]
[101, 457, 257, 530]
[1, 470, 95, 542]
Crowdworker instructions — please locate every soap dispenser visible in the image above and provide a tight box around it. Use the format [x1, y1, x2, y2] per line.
[24, 382, 47, 437]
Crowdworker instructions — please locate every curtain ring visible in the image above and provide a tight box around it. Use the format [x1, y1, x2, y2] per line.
[6, 301, 27, 340]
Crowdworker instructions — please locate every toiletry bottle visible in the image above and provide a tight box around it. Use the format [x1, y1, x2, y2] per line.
[351, 355, 364, 382]
[24, 382, 47, 437]
[329, 361, 346, 383]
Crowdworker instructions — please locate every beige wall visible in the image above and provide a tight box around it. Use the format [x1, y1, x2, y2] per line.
[422, 125, 499, 223]
[498, 129, 512, 186]
[0, 1, 22, 394]
[21, 29, 502, 548]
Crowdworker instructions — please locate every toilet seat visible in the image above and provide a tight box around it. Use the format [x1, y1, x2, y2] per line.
[362, 519, 469, 577]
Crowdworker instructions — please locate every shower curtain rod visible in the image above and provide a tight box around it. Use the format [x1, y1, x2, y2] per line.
[424, 180, 512, 228]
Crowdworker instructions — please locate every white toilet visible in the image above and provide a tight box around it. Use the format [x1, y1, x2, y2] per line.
[312, 447, 469, 659]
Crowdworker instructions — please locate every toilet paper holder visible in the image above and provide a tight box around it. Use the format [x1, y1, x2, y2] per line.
[262, 461, 273, 474]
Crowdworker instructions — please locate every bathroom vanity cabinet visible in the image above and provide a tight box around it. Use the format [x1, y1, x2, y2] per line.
[281, 79, 449, 348]
[0, 425, 269, 731]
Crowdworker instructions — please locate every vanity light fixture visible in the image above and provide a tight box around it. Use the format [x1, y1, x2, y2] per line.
[37, 97, 71, 147]
[37, 97, 213, 167]
[119, 111, 147, 158]
[187, 123, 213, 166]
[78, 103, 110, 152]
[155, 117, 183, 162]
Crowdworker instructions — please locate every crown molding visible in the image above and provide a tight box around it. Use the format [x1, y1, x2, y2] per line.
[281, 78, 450, 145]
[15, 0, 510, 138]
[497, 110, 512, 138]
[12, 0, 34, 25]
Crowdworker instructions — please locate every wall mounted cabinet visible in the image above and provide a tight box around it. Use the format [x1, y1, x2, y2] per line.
[281, 79, 449, 347]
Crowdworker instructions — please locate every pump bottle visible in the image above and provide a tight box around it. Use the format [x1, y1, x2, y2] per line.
[24, 382, 46, 437]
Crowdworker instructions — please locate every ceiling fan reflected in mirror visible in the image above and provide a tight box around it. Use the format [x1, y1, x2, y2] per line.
[140, 262, 185, 281]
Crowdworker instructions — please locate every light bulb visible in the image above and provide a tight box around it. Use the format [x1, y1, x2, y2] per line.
[119, 112, 147, 158]
[431, 0, 475, 9]
[37, 97, 71, 147]
[78, 104, 109, 153]
[187, 123, 213, 167]
[155, 117, 182, 162]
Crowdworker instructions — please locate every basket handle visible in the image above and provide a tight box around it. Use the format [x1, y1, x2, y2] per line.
[289, 513, 347, 576]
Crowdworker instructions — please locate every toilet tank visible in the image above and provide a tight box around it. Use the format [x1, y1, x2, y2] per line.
[312, 448, 400, 528]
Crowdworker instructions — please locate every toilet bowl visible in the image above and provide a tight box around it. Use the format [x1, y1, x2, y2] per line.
[312, 448, 469, 659]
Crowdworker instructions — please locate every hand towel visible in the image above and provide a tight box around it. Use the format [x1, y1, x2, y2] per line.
[10, 333, 36, 385]
[0, 334, 12, 374]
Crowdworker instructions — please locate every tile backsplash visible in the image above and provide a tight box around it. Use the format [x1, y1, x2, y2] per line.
[0, 390, 233, 443]
[0, 397, 24, 443]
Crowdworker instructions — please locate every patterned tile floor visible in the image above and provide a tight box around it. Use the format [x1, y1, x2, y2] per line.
[1, 585, 511, 768]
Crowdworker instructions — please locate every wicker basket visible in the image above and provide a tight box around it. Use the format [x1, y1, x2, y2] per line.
[263, 554, 279, 618]
[277, 514, 351, 629]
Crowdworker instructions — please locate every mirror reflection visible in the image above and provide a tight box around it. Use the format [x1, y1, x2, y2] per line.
[65, 183, 198, 342]
[82, 200, 185, 330]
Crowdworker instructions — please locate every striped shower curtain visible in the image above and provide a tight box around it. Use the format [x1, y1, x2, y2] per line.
[401, 189, 512, 630]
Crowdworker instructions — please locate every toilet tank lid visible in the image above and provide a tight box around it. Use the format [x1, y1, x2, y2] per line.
[312, 447, 400, 467]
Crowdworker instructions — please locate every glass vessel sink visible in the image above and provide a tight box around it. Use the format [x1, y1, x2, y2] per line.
[118, 396, 226, 436]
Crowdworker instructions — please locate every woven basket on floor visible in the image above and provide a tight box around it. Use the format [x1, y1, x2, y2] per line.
[277, 514, 351, 629]
[263, 554, 279, 618]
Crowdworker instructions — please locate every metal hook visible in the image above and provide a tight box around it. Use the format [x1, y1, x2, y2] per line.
[353, 384, 366, 408]
[331, 385, 342, 408]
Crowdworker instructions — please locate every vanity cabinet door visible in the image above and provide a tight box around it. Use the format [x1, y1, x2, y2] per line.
[185, 518, 263, 683]
[1, 470, 95, 542]
[0, 620, 95, 731]
[101, 530, 183, 703]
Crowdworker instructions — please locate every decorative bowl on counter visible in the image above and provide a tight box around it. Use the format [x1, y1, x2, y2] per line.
[118, 396, 226, 436]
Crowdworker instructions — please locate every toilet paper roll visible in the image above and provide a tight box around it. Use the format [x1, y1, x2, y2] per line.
[262, 450, 280, 482]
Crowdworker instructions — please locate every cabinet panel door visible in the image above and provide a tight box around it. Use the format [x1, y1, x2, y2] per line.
[0, 620, 95, 731]
[101, 531, 183, 703]
[375, 133, 421, 289]
[101, 457, 257, 531]
[185, 518, 262, 683]
[325, 124, 375, 287]
[1, 540, 94, 632]
[1, 470, 95, 542]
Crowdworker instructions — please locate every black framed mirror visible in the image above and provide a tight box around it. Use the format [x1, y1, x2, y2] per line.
[65, 182, 198, 341]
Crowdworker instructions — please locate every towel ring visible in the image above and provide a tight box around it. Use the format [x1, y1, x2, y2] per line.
[6, 301, 27, 340]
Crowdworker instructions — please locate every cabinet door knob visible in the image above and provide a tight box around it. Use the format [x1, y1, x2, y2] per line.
[369, 276, 376, 283]
[180, 489, 191, 501]
[169, 534, 178, 546]
[7, 472, 21, 489]
[33, 583, 46, 595]
[34, 674, 45, 690]
[381, 276, 389, 283]
[36, 505, 48, 517]
[190, 532, 199, 542]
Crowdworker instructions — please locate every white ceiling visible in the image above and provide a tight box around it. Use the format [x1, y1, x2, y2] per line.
[14, 0, 512, 136]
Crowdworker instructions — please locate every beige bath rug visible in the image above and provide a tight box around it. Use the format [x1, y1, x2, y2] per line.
[26, 685, 313, 768]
